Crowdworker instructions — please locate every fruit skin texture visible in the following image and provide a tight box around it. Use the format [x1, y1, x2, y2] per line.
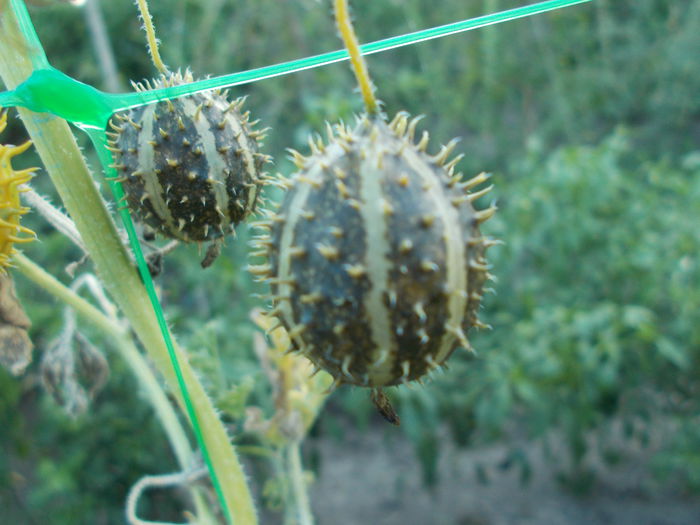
[253, 112, 496, 389]
[108, 71, 268, 244]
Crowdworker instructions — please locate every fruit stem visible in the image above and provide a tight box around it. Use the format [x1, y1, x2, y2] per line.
[334, 0, 379, 115]
[134, 0, 169, 74]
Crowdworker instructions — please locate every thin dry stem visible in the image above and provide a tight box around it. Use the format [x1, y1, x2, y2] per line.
[85, 0, 123, 92]
[126, 467, 208, 525]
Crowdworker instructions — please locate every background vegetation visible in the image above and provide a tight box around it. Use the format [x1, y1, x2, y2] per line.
[1, 0, 699, 522]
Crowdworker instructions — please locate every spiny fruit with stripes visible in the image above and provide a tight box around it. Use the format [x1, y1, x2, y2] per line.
[250, 113, 498, 424]
[250, 0, 499, 425]
[107, 71, 270, 268]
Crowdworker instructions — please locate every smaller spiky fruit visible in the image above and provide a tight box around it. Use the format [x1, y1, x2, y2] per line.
[0, 110, 36, 271]
[107, 71, 270, 265]
[252, 112, 497, 400]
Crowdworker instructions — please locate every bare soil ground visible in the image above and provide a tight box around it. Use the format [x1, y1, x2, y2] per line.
[307, 424, 700, 525]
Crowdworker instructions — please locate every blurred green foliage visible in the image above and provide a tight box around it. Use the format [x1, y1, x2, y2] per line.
[1, 0, 699, 522]
[436, 131, 700, 478]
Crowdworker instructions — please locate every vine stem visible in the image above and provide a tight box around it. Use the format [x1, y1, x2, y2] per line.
[12, 253, 217, 525]
[134, 0, 169, 74]
[126, 467, 209, 525]
[0, 3, 256, 524]
[287, 442, 314, 525]
[334, 0, 378, 115]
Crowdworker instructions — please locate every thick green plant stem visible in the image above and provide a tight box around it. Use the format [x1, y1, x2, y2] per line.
[13, 253, 217, 525]
[0, 4, 257, 524]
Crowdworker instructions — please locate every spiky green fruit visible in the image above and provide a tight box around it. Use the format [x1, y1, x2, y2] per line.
[252, 112, 497, 412]
[107, 71, 270, 265]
